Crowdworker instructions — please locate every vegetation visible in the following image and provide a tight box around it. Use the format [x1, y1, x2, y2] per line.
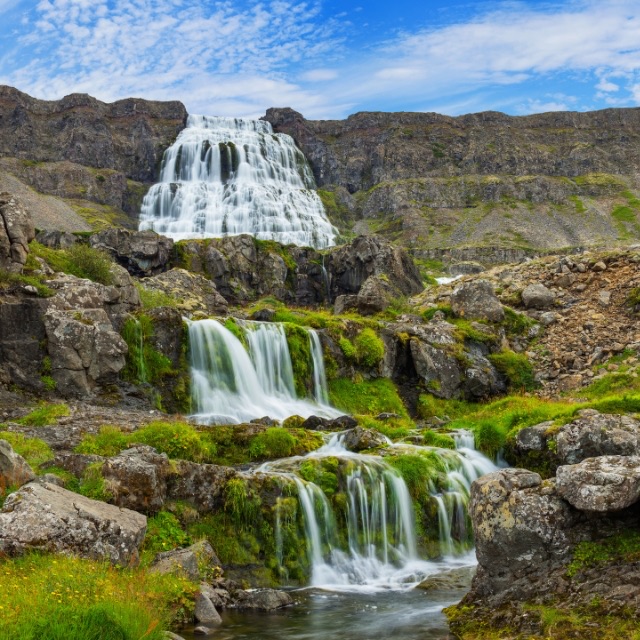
[30, 241, 115, 285]
[329, 377, 409, 417]
[488, 350, 537, 391]
[0, 553, 197, 639]
[0, 432, 53, 472]
[567, 530, 640, 578]
[16, 402, 70, 427]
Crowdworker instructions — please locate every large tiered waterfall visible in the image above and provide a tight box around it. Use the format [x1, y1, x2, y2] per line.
[188, 319, 340, 424]
[259, 432, 496, 590]
[139, 115, 337, 248]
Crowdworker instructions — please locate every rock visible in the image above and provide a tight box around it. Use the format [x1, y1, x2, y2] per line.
[194, 592, 222, 625]
[410, 338, 462, 399]
[556, 411, 640, 465]
[0, 440, 36, 491]
[150, 540, 221, 581]
[539, 311, 557, 326]
[0, 192, 35, 272]
[592, 261, 607, 272]
[513, 421, 554, 452]
[35, 229, 78, 249]
[233, 589, 292, 610]
[101, 446, 171, 514]
[328, 415, 358, 430]
[417, 565, 476, 590]
[139, 268, 228, 315]
[90, 228, 173, 276]
[353, 275, 396, 315]
[251, 308, 276, 322]
[163, 633, 187, 640]
[449, 261, 485, 276]
[44, 308, 128, 397]
[0, 481, 146, 564]
[300, 415, 330, 431]
[167, 462, 237, 513]
[193, 626, 213, 636]
[556, 455, 640, 511]
[342, 426, 388, 451]
[450, 280, 504, 322]
[521, 283, 555, 310]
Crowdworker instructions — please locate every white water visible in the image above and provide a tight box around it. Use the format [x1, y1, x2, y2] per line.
[188, 319, 340, 424]
[139, 115, 337, 248]
[260, 431, 497, 593]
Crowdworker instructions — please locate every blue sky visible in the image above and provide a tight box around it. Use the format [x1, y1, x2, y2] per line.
[1, 0, 639, 119]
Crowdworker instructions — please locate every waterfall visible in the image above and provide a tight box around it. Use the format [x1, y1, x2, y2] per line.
[188, 318, 340, 424]
[309, 330, 329, 405]
[139, 115, 337, 248]
[260, 432, 497, 590]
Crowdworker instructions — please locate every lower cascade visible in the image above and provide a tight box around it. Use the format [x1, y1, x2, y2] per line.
[188, 318, 340, 424]
[258, 432, 497, 590]
[138, 115, 337, 248]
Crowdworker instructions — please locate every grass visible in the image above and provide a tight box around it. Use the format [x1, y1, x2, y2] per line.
[16, 402, 70, 427]
[0, 553, 197, 639]
[328, 377, 409, 417]
[488, 350, 537, 391]
[136, 284, 178, 310]
[0, 268, 54, 297]
[0, 432, 53, 472]
[567, 530, 640, 578]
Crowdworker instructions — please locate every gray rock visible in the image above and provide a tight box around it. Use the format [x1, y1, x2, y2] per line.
[233, 589, 292, 610]
[90, 228, 173, 277]
[163, 633, 187, 640]
[0, 439, 36, 491]
[556, 455, 640, 511]
[0, 481, 146, 564]
[35, 230, 78, 250]
[194, 592, 222, 625]
[521, 283, 556, 310]
[450, 280, 504, 322]
[417, 565, 476, 590]
[342, 426, 388, 451]
[101, 446, 171, 514]
[410, 338, 462, 399]
[556, 411, 640, 465]
[150, 540, 221, 581]
[193, 626, 213, 636]
[0, 192, 35, 272]
[513, 421, 554, 452]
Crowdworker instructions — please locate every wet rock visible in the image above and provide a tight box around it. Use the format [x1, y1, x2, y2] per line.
[0, 481, 146, 565]
[193, 626, 213, 636]
[513, 422, 554, 453]
[90, 228, 173, 276]
[556, 455, 640, 511]
[417, 565, 476, 590]
[150, 540, 221, 581]
[232, 588, 292, 610]
[0, 192, 35, 272]
[521, 283, 555, 310]
[450, 280, 504, 322]
[342, 426, 388, 451]
[0, 440, 35, 491]
[300, 415, 330, 431]
[328, 415, 358, 430]
[251, 308, 276, 322]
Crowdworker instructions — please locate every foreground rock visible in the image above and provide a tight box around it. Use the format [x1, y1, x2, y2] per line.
[450, 280, 504, 322]
[151, 540, 221, 581]
[0, 192, 35, 272]
[0, 440, 35, 491]
[0, 481, 147, 564]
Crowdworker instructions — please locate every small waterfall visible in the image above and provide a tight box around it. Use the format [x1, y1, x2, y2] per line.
[258, 430, 497, 589]
[309, 330, 329, 405]
[139, 115, 337, 248]
[188, 318, 339, 424]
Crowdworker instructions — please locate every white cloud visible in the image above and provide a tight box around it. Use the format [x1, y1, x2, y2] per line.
[301, 69, 339, 82]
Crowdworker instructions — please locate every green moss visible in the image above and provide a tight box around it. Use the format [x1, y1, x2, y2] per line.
[353, 328, 385, 367]
[132, 421, 217, 463]
[223, 318, 248, 348]
[284, 324, 312, 397]
[249, 428, 297, 459]
[298, 458, 339, 496]
[489, 350, 537, 391]
[567, 530, 640, 577]
[0, 432, 53, 472]
[338, 336, 356, 360]
[422, 304, 453, 321]
[121, 314, 174, 385]
[356, 415, 414, 440]
[501, 306, 535, 336]
[421, 430, 456, 449]
[387, 453, 446, 499]
[17, 402, 70, 427]
[75, 425, 130, 457]
[328, 378, 409, 417]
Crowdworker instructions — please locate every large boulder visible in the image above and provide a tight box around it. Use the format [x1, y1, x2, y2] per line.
[556, 455, 640, 511]
[342, 426, 388, 451]
[0, 481, 147, 565]
[90, 228, 173, 276]
[521, 283, 555, 309]
[139, 268, 228, 315]
[167, 461, 237, 513]
[0, 192, 35, 272]
[150, 540, 221, 581]
[44, 308, 128, 396]
[450, 280, 504, 323]
[0, 440, 35, 492]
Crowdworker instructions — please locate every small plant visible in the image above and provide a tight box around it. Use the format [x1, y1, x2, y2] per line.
[77, 462, 113, 501]
[75, 425, 130, 457]
[132, 421, 216, 462]
[17, 402, 70, 427]
[338, 336, 356, 360]
[136, 284, 178, 310]
[354, 328, 385, 368]
[142, 511, 192, 559]
[67, 243, 115, 285]
[249, 427, 296, 459]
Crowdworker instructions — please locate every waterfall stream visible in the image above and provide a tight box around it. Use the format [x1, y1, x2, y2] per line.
[188, 318, 340, 424]
[139, 115, 337, 248]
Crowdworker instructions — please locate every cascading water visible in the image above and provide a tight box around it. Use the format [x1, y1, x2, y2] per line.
[139, 115, 337, 248]
[259, 431, 497, 591]
[188, 318, 340, 424]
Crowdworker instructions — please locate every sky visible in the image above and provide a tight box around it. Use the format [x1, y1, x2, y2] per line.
[0, 0, 640, 120]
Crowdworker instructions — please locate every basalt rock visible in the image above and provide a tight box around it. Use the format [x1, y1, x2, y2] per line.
[0, 192, 35, 272]
[0, 481, 147, 565]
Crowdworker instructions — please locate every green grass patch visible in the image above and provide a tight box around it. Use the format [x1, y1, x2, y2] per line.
[328, 377, 409, 417]
[567, 530, 640, 578]
[0, 432, 53, 472]
[141, 511, 192, 562]
[30, 241, 115, 285]
[353, 328, 385, 367]
[0, 553, 197, 638]
[75, 425, 130, 457]
[488, 350, 537, 391]
[17, 402, 70, 427]
[356, 415, 414, 440]
[421, 430, 456, 449]
[136, 284, 178, 310]
[132, 421, 217, 463]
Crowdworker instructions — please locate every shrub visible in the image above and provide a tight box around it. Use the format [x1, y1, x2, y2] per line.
[142, 511, 192, 559]
[67, 243, 115, 285]
[354, 328, 385, 368]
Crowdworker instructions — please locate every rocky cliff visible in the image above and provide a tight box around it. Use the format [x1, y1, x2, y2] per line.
[0, 86, 187, 231]
[264, 107, 640, 260]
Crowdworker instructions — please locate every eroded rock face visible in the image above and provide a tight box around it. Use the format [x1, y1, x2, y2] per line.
[450, 280, 504, 323]
[0, 192, 35, 272]
[0, 440, 35, 491]
[556, 456, 640, 511]
[90, 228, 173, 276]
[0, 481, 146, 565]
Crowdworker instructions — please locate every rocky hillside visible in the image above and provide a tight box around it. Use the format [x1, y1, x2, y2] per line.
[0, 86, 186, 232]
[264, 107, 640, 262]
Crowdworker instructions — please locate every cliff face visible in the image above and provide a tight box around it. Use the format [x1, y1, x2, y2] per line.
[0, 86, 187, 231]
[264, 107, 640, 259]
